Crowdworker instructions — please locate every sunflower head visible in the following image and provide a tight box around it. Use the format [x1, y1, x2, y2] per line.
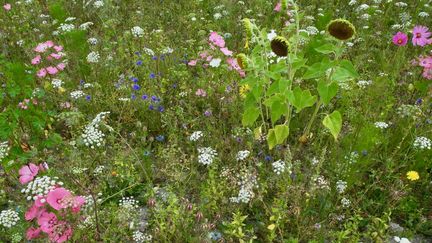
[327, 19, 356, 40]
[242, 18, 253, 39]
[271, 36, 289, 57]
[236, 53, 248, 69]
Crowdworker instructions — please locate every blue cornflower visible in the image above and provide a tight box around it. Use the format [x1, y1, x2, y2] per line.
[158, 106, 164, 112]
[152, 56, 158, 60]
[156, 135, 165, 142]
[80, 80, 85, 85]
[85, 95, 91, 101]
[132, 77, 139, 83]
[151, 95, 158, 102]
[132, 84, 141, 90]
[142, 94, 148, 100]
[265, 155, 272, 161]
[136, 60, 143, 66]
[204, 110, 212, 116]
[416, 98, 423, 105]
[131, 94, 137, 100]
[134, 51, 141, 56]
[172, 83, 177, 89]
[149, 104, 154, 110]
[149, 73, 156, 79]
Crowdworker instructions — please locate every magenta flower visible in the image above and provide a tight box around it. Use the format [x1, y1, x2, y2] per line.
[53, 45, 63, 52]
[25, 203, 46, 221]
[274, 1, 282, 12]
[392, 32, 408, 46]
[419, 56, 432, 68]
[209, 32, 225, 48]
[31, 55, 41, 65]
[19, 163, 39, 184]
[56, 63, 66, 70]
[422, 68, 432, 80]
[46, 188, 71, 210]
[26, 227, 42, 240]
[37, 212, 58, 233]
[37, 68, 47, 78]
[188, 59, 198, 66]
[49, 221, 72, 243]
[46, 66, 59, 75]
[71, 196, 85, 213]
[412, 25, 431, 46]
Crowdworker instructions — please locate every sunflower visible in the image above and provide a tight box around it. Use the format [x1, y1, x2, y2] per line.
[270, 36, 289, 57]
[236, 53, 248, 69]
[327, 19, 356, 40]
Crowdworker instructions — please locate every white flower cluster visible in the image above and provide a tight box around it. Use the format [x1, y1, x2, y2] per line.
[93, 165, 105, 175]
[0, 209, 19, 228]
[413, 136, 432, 150]
[305, 26, 319, 35]
[87, 51, 100, 63]
[21, 176, 62, 201]
[0, 141, 9, 161]
[357, 80, 372, 88]
[394, 236, 411, 243]
[315, 175, 330, 190]
[133, 231, 152, 243]
[230, 173, 258, 203]
[197, 147, 217, 165]
[88, 37, 98, 45]
[93, 0, 104, 8]
[397, 104, 422, 118]
[70, 90, 85, 99]
[82, 112, 110, 148]
[131, 26, 144, 38]
[236, 150, 250, 161]
[341, 197, 351, 208]
[374, 122, 389, 129]
[336, 180, 347, 194]
[58, 23, 75, 33]
[209, 58, 221, 68]
[272, 160, 288, 175]
[119, 196, 139, 210]
[189, 131, 203, 142]
[79, 22, 94, 30]
[51, 79, 63, 89]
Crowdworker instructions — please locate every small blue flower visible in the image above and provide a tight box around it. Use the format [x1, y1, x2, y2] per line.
[136, 60, 143, 66]
[204, 110, 212, 116]
[142, 94, 148, 100]
[85, 95, 91, 101]
[131, 94, 137, 100]
[156, 135, 165, 142]
[132, 84, 141, 90]
[150, 73, 156, 79]
[416, 98, 423, 105]
[149, 104, 154, 110]
[151, 95, 158, 102]
[80, 80, 85, 85]
[134, 51, 141, 56]
[152, 56, 158, 60]
[132, 77, 139, 83]
[158, 106, 165, 112]
[265, 155, 272, 161]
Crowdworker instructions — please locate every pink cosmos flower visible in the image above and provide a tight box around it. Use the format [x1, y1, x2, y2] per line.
[422, 68, 432, 80]
[53, 45, 63, 52]
[44, 41, 54, 48]
[209, 32, 225, 48]
[199, 51, 209, 59]
[195, 89, 207, 97]
[188, 59, 198, 66]
[3, 3, 11, 11]
[50, 53, 62, 60]
[412, 25, 432, 46]
[46, 188, 71, 210]
[206, 55, 213, 62]
[49, 221, 72, 243]
[227, 58, 246, 77]
[220, 47, 233, 56]
[34, 43, 48, 53]
[37, 212, 57, 233]
[37, 68, 47, 78]
[25, 203, 46, 221]
[26, 227, 42, 240]
[46, 66, 58, 75]
[31, 55, 41, 65]
[274, 1, 282, 12]
[19, 163, 39, 184]
[56, 63, 66, 71]
[392, 32, 408, 46]
[419, 56, 432, 68]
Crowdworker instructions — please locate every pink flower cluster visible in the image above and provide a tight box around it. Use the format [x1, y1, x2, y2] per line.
[188, 32, 245, 77]
[3, 3, 11, 11]
[18, 98, 38, 110]
[31, 41, 66, 78]
[418, 56, 432, 80]
[19, 163, 84, 242]
[392, 26, 432, 47]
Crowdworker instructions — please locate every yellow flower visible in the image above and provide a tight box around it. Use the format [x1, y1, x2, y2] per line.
[267, 224, 276, 230]
[239, 84, 250, 98]
[406, 171, 419, 181]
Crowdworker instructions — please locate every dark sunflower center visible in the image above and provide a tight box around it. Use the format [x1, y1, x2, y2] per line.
[271, 38, 288, 57]
[328, 20, 355, 40]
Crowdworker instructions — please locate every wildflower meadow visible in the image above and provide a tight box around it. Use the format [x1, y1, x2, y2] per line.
[1, 0, 432, 242]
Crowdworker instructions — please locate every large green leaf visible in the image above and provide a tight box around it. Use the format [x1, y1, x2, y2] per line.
[323, 110, 342, 141]
[242, 105, 260, 126]
[314, 43, 337, 54]
[331, 60, 359, 82]
[287, 87, 317, 112]
[317, 80, 338, 105]
[274, 124, 289, 144]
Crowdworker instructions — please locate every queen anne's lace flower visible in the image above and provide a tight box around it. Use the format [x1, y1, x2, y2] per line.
[0, 141, 9, 161]
[413, 136, 431, 150]
[272, 160, 287, 175]
[236, 150, 250, 161]
[86, 51, 100, 63]
[197, 147, 217, 165]
[133, 231, 152, 243]
[189, 131, 204, 141]
[131, 26, 144, 38]
[336, 180, 347, 194]
[374, 122, 389, 129]
[21, 176, 63, 201]
[0, 209, 19, 228]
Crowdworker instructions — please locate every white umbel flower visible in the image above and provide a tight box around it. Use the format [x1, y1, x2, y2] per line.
[189, 131, 203, 142]
[336, 180, 347, 194]
[0, 141, 9, 161]
[374, 122, 389, 129]
[272, 160, 286, 175]
[0, 209, 19, 228]
[413, 136, 431, 150]
[197, 147, 217, 165]
[236, 150, 250, 161]
[131, 26, 144, 38]
[87, 51, 100, 63]
[209, 58, 221, 68]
